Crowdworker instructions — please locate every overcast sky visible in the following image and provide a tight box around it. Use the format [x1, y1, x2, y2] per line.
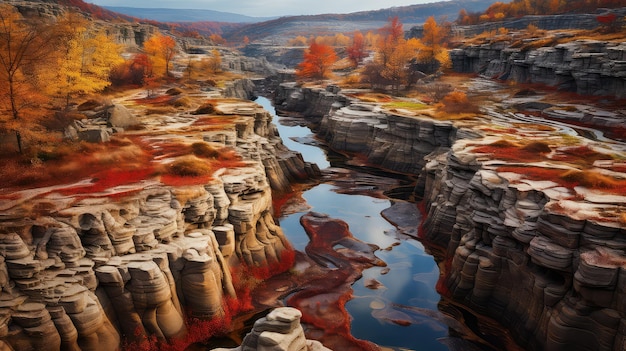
[87, 0, 437, 17]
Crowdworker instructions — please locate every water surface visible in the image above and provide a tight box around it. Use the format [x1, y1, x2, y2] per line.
[258, 96, 452, 350]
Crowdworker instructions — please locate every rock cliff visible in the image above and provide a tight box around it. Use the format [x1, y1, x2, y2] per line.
[275, 82, 626, 350]
[0, 95, 320, 350]
[450, 38, 626, 98]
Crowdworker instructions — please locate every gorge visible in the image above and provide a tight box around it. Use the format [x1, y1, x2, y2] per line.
[1, 1, 626, 349]
[272, 76, 626, 350]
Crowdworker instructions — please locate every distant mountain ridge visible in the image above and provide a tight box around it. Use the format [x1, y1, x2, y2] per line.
[223, 0, 497, 42]
[103, 6, 276, 23]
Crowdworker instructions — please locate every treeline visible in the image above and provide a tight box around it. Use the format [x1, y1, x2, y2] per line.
[296, 17, 450, 94]
[458, 0, 625, 24]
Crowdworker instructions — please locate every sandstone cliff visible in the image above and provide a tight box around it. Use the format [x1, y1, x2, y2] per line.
[275, 82, 626, 350]
[0, 94, 319, 350]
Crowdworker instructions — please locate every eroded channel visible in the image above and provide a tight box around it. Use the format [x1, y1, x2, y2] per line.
[256, 96, 514, 351]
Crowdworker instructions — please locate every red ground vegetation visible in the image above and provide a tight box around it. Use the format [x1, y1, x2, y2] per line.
[550, 145, 613, 166]
[57, 167, 157, 198]
[497, 166, 626, 195]
[238, 248, 296, 281]
[471, 139, 551, 162]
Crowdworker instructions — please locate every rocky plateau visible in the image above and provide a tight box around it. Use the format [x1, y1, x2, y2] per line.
[0, 81, 323, 350]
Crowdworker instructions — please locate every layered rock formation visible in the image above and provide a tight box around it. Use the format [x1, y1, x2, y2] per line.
[451, 38, 626, 98]
[212, 307, 331, 351]
[275, 82, 626, 350]
[0, 96, 318, 350]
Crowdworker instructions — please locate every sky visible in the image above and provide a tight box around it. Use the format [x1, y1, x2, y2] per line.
[87, 0, 437, 18]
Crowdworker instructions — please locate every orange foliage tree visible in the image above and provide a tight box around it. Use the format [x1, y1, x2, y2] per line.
[415, 16, 450, 73]
[347, 31, 367, 67]
[0, 4, 56, 153]
[362, 17, 423, 93]
[296, 41, 337, 80]
[143, 33, 177, 77]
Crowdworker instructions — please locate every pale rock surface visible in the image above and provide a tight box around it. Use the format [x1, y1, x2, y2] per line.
[211, 307, 332, 351]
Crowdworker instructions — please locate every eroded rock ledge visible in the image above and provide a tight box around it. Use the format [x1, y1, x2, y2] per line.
[276, 82, 626, 350]
[0, 97, 320, 350]
[451, 38, 626, 98]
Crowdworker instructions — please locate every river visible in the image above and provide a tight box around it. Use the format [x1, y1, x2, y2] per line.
[255, 96, 493, 351]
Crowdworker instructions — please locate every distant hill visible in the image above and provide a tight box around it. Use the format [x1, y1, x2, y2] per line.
[223, 0, 497, 43]
[103, 6, 275, 23]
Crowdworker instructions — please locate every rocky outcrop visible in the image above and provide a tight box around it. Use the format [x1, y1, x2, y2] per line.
[275, 83, 626, 350]
[0, 97, 318, 350]
[451, 39, 626, 98]
[274, 83, 349, 120]
[65, 104, 140, 143]
[418, 9, 624, 39]
[420, 148, 626, 351]
[224, 79, 258, 100]
[275, 83, 457, 174]
[212, 307, 332, 351]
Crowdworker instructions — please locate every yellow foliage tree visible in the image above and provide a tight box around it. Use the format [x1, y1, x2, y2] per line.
[47, 13, 123, 107]
[416, 16, 450, 72]
[208, 48, 222, 74]
[143, 33, 177, 77]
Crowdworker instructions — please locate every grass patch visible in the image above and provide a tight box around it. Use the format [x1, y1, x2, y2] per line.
[383, 101, 428, 111]
[167, 156, 213, 177]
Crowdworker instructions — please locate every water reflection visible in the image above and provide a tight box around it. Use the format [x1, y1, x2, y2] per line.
[259, 96, 453, 350]
[255, 96, 331, 169]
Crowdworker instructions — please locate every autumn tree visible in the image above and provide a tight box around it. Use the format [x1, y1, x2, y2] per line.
[362, 17, 423, 93]
[207, 48, 222, 74]
[110, 53, 153, 86]
[414, 16, 450, 74]
[143, 33, 177, 77]
[209, 33, 226, 45]
[0, 4, 55, 153]
[296, 41, 337, 80]
[347, 31, 367, 67]
[46, 12, 123, 107]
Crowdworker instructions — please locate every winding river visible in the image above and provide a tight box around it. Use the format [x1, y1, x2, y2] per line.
[255, 97, 493, 351]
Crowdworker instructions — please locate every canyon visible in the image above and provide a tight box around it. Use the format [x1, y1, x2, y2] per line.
[2, 1, 626, 349]
[1, 75, 625, 350]
[274, 78, 626, 350]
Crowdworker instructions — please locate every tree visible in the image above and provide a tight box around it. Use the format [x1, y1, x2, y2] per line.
[296, 41, 337, 80]
[209, 33, 226, 45]
[415, 16, 450, 73]
[47, 13, 123, 107]
[207, 48, 222, 74]
[381, 38, 421, 93]
[363, 17, 420, 93]
[377, 16, 404, 67]
[347, 31, 367, 67]
[0, 4, 54, 153]
[143, 33, 177, 77]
